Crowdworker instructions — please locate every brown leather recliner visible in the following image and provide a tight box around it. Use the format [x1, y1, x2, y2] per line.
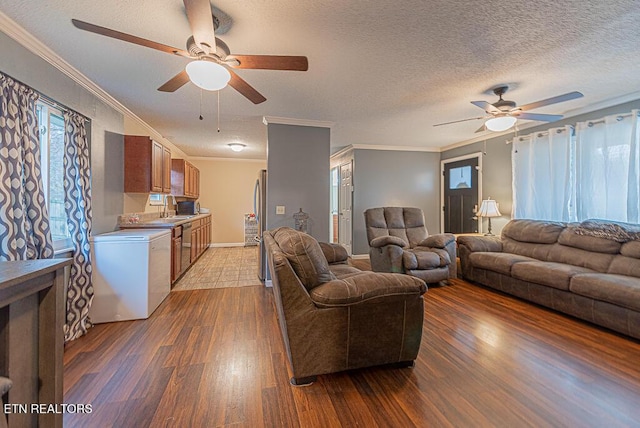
[264, 227, 427, 385]
[364, 207, 457, 283]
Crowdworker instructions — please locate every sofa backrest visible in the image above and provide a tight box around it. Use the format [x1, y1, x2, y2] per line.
[501, 219, 565, 260]
[608, 241, 640, 278]
[364, 207, 428, 249]
[271, 227, 336, 291]
[502, 219, 640, 275]
[547, 227, 619, 272]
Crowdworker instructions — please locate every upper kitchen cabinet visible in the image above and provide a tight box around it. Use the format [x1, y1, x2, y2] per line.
[171, 159, 200, 199]
[124, 135, 172, 193]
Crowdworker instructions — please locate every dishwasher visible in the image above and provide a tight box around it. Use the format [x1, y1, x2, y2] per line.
[89, 229, 171, 323]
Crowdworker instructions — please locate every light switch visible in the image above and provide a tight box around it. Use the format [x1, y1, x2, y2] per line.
[276, 206, 285, 215]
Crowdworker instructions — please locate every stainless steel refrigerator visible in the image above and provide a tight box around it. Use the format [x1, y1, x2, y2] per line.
[254, 169, 268, 281]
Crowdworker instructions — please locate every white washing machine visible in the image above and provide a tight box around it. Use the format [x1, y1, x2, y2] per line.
[90, 229, 171, 323]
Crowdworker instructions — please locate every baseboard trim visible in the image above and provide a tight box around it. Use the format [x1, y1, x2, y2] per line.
[351, 254, 369, 260]
[209, 242, 248, 248]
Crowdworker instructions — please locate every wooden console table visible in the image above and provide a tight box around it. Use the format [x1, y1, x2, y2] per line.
[0, 258, 70, 428]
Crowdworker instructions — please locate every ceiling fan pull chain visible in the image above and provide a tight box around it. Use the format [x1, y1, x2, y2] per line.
[217, 90, 221, 132]
[199, 89, 204, 120]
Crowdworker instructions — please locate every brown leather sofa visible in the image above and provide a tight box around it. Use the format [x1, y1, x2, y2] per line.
[364, 207, 457, 283]
[458, 219, 640, 340]
[264, 227, 427, 385]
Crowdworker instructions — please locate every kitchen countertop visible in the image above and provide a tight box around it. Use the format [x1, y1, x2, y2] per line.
[118, 213, 211, 229]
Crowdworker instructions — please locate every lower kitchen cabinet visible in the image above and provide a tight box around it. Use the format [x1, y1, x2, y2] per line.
[171, 226, 182, 284]
[190, 214, 211, 264]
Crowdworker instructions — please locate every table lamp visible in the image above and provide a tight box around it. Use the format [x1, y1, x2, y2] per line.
[477, 198, 502, 236]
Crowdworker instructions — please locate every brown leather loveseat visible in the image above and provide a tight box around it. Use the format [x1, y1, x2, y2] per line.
[264, 227, 427, 385]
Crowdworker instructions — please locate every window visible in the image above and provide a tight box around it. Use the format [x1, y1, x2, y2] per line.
[37, 102, 71, 250]
[449, 165, 472, 189]
[512, 110, 640, 223]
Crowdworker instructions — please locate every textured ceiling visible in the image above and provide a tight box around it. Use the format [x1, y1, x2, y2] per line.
[1, 0, 640, 159]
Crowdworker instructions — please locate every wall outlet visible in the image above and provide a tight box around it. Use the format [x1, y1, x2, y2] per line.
[276, 206, 285, 215]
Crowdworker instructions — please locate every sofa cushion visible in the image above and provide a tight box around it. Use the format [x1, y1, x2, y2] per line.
[365, 207, 428, 248]
[608, 256, 640, 279]
[558, 227, 622, 254]
[501, 219, 565, 244]
[511, 261, 595, 291]
[319, 242, 349, 264]
[548, 244, 615, 273]
[403, 249, 442, 270]
[621, 241, 640, 259]
[570, 274, 640, 312]
[469, 252, 537, 276]
[309, 272, 426, 307]
[329, 263, 362, 278]
[272, 227, 336, 290]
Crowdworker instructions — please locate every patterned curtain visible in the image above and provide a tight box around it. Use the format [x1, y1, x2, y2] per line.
[0, 73, 54, 260]
[63, 110, 94, 342]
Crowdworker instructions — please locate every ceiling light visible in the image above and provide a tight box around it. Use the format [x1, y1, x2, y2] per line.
[228, 143, 246, 152]
[485, 116, 517, 132]
[185, 60, 231, 91]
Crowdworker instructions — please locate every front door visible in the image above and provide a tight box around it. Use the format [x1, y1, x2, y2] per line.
[443, 157, 479, 233]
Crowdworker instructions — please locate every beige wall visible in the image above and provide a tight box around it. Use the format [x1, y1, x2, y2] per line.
[190, 158, 267, 245]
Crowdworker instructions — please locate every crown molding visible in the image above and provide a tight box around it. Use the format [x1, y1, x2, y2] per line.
[350, 144, 440, 153]
[188, 156, 267, 162]
[0, 11, 174, 150]
[262, 116, 334, 128]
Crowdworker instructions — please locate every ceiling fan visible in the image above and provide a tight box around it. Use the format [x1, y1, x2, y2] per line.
[434, 86, 583, 132]
[71, 0, 308, 104]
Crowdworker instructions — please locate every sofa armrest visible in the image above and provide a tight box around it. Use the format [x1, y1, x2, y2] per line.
[419, 233, 456, 249]
[370, 235, 408, 248]
[309, 272, 426, 308]
[318, 242, 349, 264]
[457, 235, 503, 253]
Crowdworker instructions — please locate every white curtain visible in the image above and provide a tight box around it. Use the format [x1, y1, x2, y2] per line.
[512, 125, 575, 221]
[575, 110, 640, 223]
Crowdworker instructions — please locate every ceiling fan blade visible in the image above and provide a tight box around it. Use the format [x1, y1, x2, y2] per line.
[433, 116, 487, 127]
[471, 100, 501, 114]
[517, 91, 584, 111]
[158, 70, 190, 92]
[183, 0, 217, 53]
[227, 69, 266, 104]
[513, 112, 563, 122]
[71, 19, 190, 57]
[226, 55, 309, 71]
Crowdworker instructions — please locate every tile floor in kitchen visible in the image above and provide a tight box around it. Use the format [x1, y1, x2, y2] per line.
[172, 245, 262, 291]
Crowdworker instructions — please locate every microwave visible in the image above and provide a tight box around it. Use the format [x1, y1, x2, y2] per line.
[177, 201, 199, 215]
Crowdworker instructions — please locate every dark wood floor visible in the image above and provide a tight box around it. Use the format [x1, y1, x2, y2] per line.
[63, 275, 640, 427]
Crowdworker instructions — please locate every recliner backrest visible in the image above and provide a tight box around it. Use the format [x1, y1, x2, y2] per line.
[364, 207, 428, 249]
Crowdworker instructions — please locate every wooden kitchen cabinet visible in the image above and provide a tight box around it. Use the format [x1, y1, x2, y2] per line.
[171, 226, 182, 284]
[171, 159, 200, 198]
[189, 215, 211, 263]
[124, 135, 172, 193]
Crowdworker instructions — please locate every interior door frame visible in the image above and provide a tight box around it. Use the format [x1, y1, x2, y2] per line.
[441, 152, 483, 234]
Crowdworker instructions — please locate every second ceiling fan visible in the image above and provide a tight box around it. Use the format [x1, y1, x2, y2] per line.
[72, 0, 308, 104]
[434, 86, 583, 132]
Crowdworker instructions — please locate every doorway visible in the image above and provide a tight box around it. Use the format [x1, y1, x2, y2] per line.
[441, 153, 482, 234]
[335, 161, 353, 254]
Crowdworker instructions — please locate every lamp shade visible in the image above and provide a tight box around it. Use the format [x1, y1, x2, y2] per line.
[476, 198, 502, 218]
[485, 116, 517, 132]
[185, 60, 231, 91]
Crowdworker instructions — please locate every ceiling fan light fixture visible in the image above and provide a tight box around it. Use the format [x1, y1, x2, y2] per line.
[228, 143, 246, 152]
[185, 60, 231, 91]
[485, 116, 517, 132]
